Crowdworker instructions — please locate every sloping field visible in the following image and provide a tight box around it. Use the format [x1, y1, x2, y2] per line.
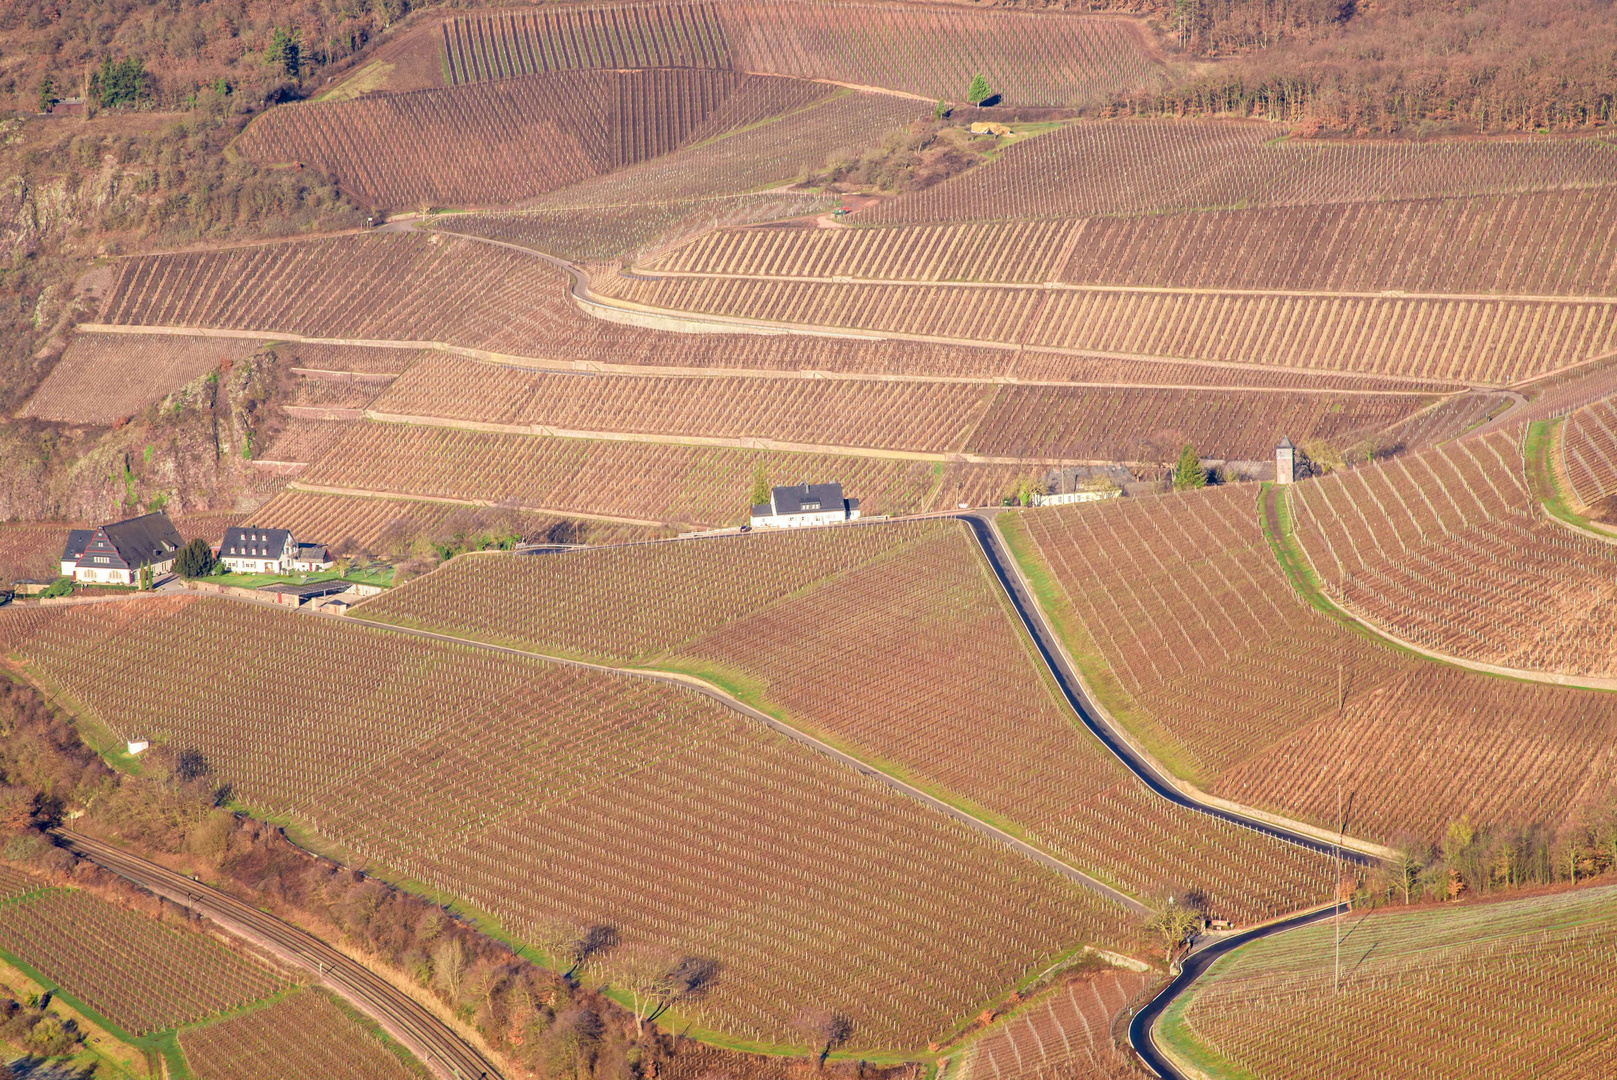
[257, 418, 356, 466]
[601, 274, 1617, 385]
[962, 385, 1429, 462]
[866, 119, 1617, 224]
[1160, 885, 1617, 1080]
[245, 488, 664, 551]
[297, 420, 1022, 525]
[95, 233, 1006, 377]
[651, 186, 1617, 294]
[179, 989, 426, 1080]
[20, 332, 265, 424]
[438, 0, 1165, 106]
[358, 521, 1335, 925]
[1290, 429, 1617, 677]
[442, 191, 833, 263]
[371, 356, 994, 449]
[1008, 484, 1617, 843]
[1, 597, 1129, 1048]
[954, 968, 1149, 1080]
[0, 887, 289, 1035]
[521, 88, 925, 206]
[1562, 396, 1617, 508]
[372, 355, 1435, 462]
[235, 68, 750, 209]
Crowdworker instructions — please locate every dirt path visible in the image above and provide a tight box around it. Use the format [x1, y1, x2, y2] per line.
[73, 321, 1459, 393]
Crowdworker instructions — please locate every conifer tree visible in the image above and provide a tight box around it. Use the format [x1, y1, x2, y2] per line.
[1173, 445, 1207, 490]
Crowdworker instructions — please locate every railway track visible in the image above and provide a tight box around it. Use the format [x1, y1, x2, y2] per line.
[50, 828, 502, 1080]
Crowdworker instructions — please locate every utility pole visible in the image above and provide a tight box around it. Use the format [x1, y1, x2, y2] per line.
[1335, 782, 1343, 995]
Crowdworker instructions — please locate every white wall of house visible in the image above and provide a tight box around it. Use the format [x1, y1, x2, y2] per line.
[751, 508, 860, 529]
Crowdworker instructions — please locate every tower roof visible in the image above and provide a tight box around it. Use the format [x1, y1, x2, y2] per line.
[1277, 436, 1295, 450]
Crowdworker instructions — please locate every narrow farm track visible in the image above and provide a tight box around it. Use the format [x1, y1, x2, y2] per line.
[425, 228, 1472, 390]
[1127, 902, 1348, 1080]
[49, 828, 503, 1080]
[957, 511, 1392, 864]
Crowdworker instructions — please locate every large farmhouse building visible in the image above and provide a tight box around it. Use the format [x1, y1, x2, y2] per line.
[219, 527, 334, 575]
[219, 527, 294, 574]
[751, 482, 861, 529]
[61, 513, 184, 585]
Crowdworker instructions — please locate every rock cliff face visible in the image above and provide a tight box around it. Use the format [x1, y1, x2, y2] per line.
[0, 349, 292, 523]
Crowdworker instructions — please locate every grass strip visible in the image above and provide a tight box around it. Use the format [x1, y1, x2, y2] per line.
[994, 510, 1206, 785]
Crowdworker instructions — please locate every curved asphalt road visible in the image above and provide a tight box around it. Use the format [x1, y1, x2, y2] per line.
[52, 828, 502, 1080]
[956, 511, 1373, 866]
[1128, 902, 1347, 1079]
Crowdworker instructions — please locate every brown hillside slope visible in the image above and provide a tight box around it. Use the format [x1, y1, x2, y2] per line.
[357, 520, 1336, 925]
[1290, 428, 1617, 679]
[1008, 482, 1617, 844]
[431, 0, 1165, 106]
[0, 595, 1131, 1048]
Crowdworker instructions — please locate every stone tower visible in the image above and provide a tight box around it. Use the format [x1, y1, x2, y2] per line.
[1275, 437, 1296, 485]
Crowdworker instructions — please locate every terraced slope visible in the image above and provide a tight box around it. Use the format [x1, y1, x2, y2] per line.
[600, 271, 1616, 385]
[357, 520, 1335, 925]
[651, 187, 1617, 293]
[437, 0, 1165, 106]
[1562, 396, 1617, 509]
[369, 355, 1428, 463]
[955, 968, 1149, 1080]
[295, 419, 1021, 526]
[867, 119, 1617, 223]
[1, 596, 1127, 1048]
[179, 989, 428, 1080]
[235, 68, 760, 209]
[19, 332, 266, 424]
[1007, 482, 1617, 843]
[1290, 428, 1617, 678]
[1159, 885, 1617, 1080]
[0, 887, 290, 1035]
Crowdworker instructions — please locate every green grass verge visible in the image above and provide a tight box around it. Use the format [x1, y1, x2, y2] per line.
[1523, 418, 1617, 537]
[1257, 483, 1346, 623]
[994, 511, 1208, 786]
[206, 567, 393, 589]
[1155, 989, 1260, 1080]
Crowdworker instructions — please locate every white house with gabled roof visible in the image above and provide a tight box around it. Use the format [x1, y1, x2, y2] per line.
[62, 513, 183, 585]
[750, 482, 861, 529]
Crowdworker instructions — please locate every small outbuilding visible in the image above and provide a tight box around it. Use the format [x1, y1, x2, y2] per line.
[1276, 437, 1297, 485]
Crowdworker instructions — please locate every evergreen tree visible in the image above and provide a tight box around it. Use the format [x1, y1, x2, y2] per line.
[174, 538, 217, 578]
[967, 73, 991, 105]
[93, 57, 148, 108]
[37, 74, 57, 113]
[265, 28, 302, 79]
[749, 465, 771, 507]
[1173, 445, 1207, 490]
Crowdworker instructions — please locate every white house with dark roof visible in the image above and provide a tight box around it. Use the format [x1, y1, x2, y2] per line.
[219, 528, 335, 575]
[62, 513, 184, 585]
[750, 482, 861, 529]
[219, 526, 296, 574]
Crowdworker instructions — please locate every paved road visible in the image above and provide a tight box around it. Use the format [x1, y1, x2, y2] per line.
[51, 829, 502, 1080]
[956, 511, 1376, 865]
[1127, 903, 1347, 1079]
